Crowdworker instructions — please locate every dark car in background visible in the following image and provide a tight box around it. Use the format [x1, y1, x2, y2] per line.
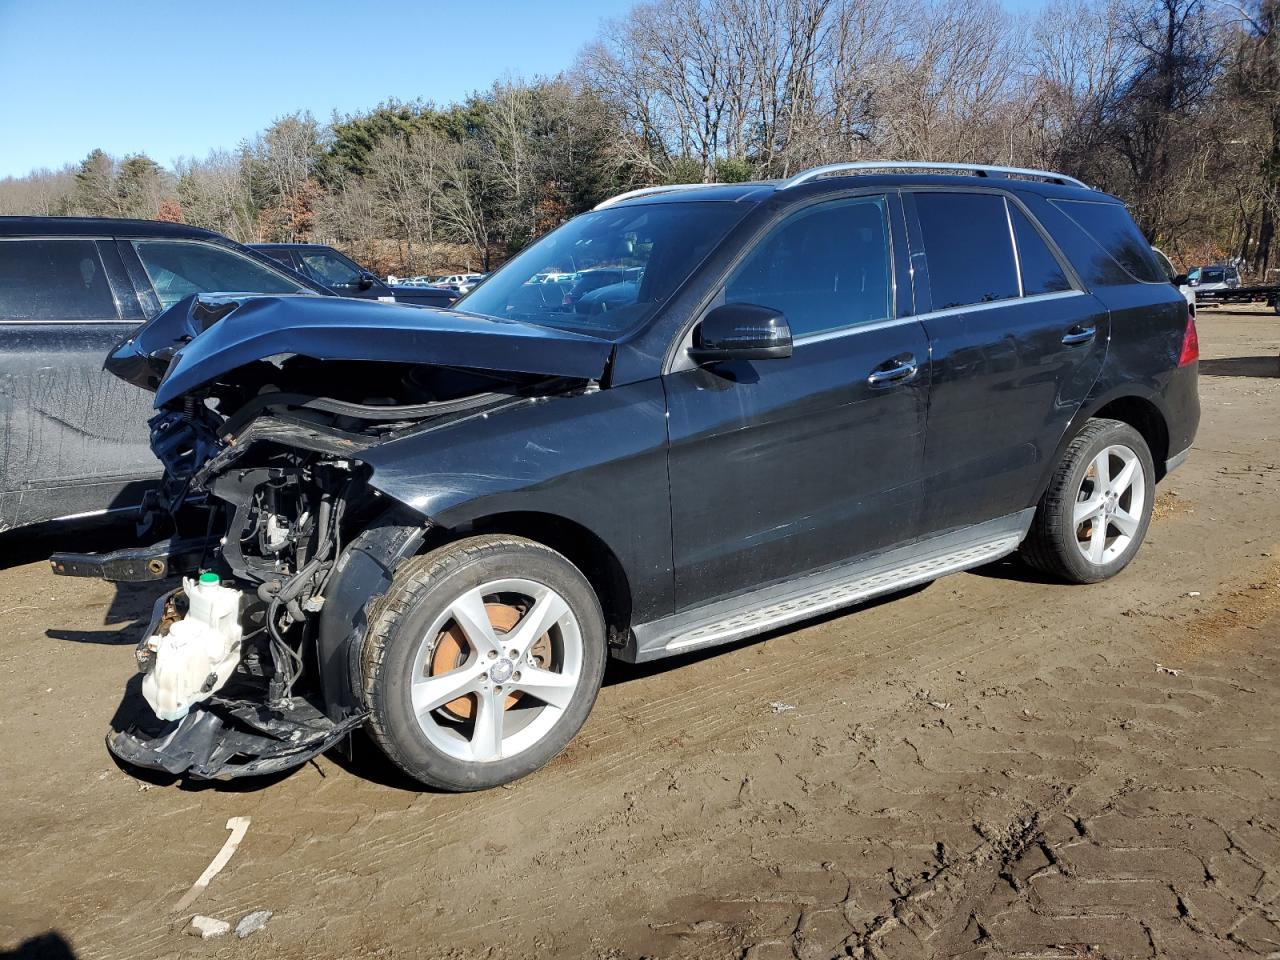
[58, 161, 1198, 790]
[0, 217, 331, 532]
[252, 243, 459, 308]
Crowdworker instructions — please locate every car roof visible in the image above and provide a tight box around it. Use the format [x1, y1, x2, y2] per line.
[604, 171, 1106, 210]
[0, 215, 227, 240]
[250, 242, 333, 250]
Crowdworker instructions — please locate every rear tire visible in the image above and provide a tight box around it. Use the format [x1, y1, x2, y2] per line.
[361, 535, 606, 790]
[1020, 419, 1154, 584]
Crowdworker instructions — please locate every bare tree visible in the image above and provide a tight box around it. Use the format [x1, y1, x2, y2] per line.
[174, 150, 257, 242]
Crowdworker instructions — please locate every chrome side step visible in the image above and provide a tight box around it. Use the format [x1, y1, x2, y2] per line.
[620, 510, 1032, 663]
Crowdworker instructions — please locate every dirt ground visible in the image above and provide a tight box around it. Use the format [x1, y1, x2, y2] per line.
[1, 305, 1278, 960]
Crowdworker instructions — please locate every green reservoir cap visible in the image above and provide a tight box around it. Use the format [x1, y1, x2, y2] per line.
[198, 572, 221, 585]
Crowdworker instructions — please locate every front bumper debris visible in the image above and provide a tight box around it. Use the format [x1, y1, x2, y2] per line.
[50, 537, 216, 582]
[108, 681, 366, 779]
[106, 573, 365, 781]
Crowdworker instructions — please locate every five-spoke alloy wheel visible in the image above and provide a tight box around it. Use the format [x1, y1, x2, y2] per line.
[362, 536, 606, 790]
[1021, 418, 1156, 583]
[1071, 444, 1147, 566]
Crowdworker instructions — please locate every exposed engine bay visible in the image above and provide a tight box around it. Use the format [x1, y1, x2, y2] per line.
[52, 294, 604, 779]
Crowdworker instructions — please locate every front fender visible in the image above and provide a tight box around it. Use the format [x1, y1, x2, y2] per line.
[316, 507, 427, 719]
[359, 379, 675, 625]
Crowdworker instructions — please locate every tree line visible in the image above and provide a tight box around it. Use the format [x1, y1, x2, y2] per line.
[2, 0, 1278, 276]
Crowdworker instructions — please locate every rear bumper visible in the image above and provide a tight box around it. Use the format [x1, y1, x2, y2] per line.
[1160, 361, 1200, 476]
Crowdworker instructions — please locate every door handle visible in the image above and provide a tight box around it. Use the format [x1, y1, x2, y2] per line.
[1061, 325, 1096, 346]
[867, 356, 918, 385]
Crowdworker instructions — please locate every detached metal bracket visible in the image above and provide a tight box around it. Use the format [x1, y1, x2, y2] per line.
[50, 536, 216, 582]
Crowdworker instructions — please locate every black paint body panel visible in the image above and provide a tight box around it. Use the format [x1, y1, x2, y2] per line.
[360, 380, 676, 623]
[65, 176, 1199, 676]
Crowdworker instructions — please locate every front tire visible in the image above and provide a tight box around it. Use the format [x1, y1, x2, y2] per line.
[1020, 419, 1155, 584]
[361, 535, 606, 790]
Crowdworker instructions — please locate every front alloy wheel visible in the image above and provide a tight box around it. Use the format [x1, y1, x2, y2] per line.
[410, 578, 584, 764]
[362, 536, 606, 790]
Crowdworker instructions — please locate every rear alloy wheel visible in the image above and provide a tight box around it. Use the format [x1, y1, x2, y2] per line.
[362, 536, 606, 790]
[1020, 418, 1155, 583]
[1071, 444, 1146, 567]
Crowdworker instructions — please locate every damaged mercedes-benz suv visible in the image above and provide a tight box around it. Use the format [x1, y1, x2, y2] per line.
[54, 162, 1200, 790]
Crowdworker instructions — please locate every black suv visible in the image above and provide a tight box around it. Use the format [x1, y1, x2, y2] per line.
[57, 163, 1199, 789]
[252, 243, 459, 309]
[0, 217, 329, 532]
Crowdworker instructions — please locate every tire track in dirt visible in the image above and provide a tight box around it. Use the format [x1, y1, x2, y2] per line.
[81, 557, 1280, 960]
[6, 310, 1280, 960]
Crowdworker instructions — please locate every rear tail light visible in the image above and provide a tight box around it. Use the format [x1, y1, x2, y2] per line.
[1178, 311, 1199, 367]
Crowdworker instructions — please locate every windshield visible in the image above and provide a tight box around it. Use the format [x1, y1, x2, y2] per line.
[1200, 268, 1225, 283]
[457, 202, 749, 337]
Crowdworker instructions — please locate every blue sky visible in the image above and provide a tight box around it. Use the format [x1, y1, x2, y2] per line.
[0, 0, 1043, 180]
[0, 0, 638, 178]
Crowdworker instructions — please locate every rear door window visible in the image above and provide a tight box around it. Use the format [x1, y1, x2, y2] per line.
[1049, 200, 1163, 283]
[914, 193, 1019, 309]
[1008, 204, 1073, 295]
[0, 238, 119, 321]
[132, 240, 309, 308]
[725, 195, 892, 337]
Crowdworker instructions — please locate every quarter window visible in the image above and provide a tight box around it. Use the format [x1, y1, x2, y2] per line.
[132, 240, 308, 309]
[0, 239, 119, 321]
[1009, 203, 1072, 295]
[1050, 199, 1163, 283]
[915, 192, 1019, 309]
[724, 196, 892, 338]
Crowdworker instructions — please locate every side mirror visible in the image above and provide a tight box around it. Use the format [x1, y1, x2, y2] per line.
[357, 271, 377, 290]
[1172, 274, 1189, 286]
[688, 303, 793, 364]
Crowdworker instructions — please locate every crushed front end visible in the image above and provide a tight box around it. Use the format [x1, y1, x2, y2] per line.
[51, 294, 607, 779]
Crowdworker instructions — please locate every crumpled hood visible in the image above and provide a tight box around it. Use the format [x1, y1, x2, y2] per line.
[106, 294, 614, 407]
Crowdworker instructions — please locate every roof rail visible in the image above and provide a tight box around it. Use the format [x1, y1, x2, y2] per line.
[778, 161, 1088, 190]
[593, 183, 707, 210]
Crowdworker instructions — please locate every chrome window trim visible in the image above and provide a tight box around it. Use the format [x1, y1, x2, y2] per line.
[793, 289, 1086, 345]
[1004, 197, 1025, 298]
[668, 289, 1087, 366]
[792, 313, 921, 345]
[909, 288, 1086, 325]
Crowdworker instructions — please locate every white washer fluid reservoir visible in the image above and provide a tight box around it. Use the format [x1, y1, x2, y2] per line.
[142, 573, 244, 721]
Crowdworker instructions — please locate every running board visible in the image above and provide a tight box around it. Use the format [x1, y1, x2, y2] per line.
[619, 510, 1033, 663]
